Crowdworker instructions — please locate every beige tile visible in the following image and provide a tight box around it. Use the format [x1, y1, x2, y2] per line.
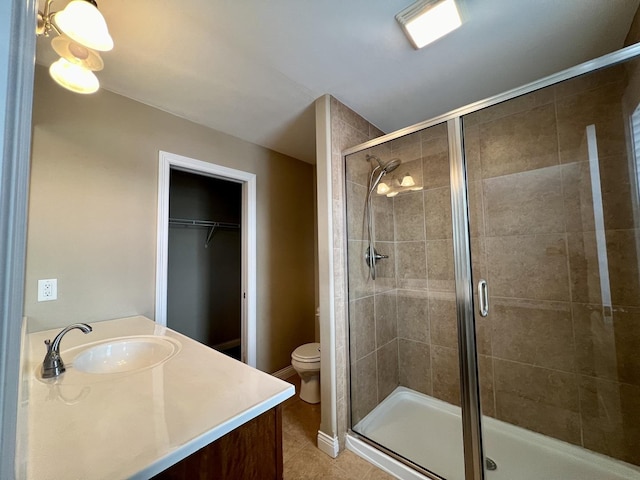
[345, 150, 372, 187]
[422, 134, 450, 189]
[282, 399, 321, 447]
[398, 338, 432, 395]
[474, 305, 492, 357]
[395, 241, 427, 290]
[562, 156, 635, 233]
[470, 237, 488, 295]
[352, 353, 377, 424]
[429, 292, 458, 349]
[331, 96, 371, 137]
[372, 195, 395, 242]
[554, 64, 626, 99]
[464, 87, 555, 127]
[284, 443, 355, 480]
[567, 232, 601, 304]
[333, 119, 369, 156]
[467, 180, 485, 237]
[603, 230, 640, 308]
[462, 123, 482, 182]
[348, 240, 374, 300]
[389, 138, 423, 168]
[349, 297, 375, 361]
[427, 287, 490, 358]
[427, 239, 455, 292]
[390, 129, 422, 153]
[431, 345, 461, 406]
[579, 376, 640, 466]
[333, 449, 375, 479]
[556, 82, 626, 164]
[363, 467, 397, 480]
[486, 234, 570, 301]
[392, 158, 424, 193]
[393, 191, 426, 241]
[493, 359, 581, 445]
[561, 161, 596, 232]
[479, 355, 496, 418]
[369, 124, 385, 139]
[573, 304, 640, 386]
[372, 240, 397, 293]
[568, 230, 640, 306]
[479, 103, 559, 178]
[420, 121, 448, 142]
[483, 166, 565, 236]
[375, 292, 397, 348]
[377, 340, 399, 402]
[424, 187, 452, 240]
[490, 298, 574, 372]
[597, 154, 635, 231]
[346, 181, 367, 241]
[396, 289, 429, 343]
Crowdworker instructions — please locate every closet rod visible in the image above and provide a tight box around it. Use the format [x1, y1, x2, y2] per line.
[168, 217, 240, 229]
[168, 217, 240, 248]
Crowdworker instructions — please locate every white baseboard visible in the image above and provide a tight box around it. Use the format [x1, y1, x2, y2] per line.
[317, 431, 339, 458]
[271, 365, 296, 380]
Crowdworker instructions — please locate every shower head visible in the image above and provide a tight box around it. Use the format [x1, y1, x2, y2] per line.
[382, 158, 401, 174]
[367, 155, 402, 194]
[367, 154, 401, 173]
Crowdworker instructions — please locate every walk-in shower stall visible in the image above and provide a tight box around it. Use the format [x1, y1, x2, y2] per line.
[344, 46, 640, 480]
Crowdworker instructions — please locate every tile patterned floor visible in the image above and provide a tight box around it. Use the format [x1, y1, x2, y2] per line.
[282, 375, 395, 480]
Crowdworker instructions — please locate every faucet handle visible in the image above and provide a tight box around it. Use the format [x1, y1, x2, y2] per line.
[41, 323, 92, 379]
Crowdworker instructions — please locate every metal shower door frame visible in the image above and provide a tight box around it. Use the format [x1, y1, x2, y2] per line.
[342, 42, 640, 480]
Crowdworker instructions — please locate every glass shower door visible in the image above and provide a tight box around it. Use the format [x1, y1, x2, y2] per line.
[463, 58, 640, 479]
[346, 122, 467, 479]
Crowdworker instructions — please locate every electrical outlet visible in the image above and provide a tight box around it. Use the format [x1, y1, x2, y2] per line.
[38, 279, 57, 302]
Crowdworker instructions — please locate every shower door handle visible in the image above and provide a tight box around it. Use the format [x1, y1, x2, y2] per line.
[478, 279, 489, 317]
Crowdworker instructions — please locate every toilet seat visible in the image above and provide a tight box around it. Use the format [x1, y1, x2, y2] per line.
[292, 343, 320, 363]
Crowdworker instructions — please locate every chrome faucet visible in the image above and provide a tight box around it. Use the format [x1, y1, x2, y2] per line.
[41, 323, 92, 378]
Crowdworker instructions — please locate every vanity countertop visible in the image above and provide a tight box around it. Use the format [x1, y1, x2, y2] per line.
[24, 316, 295, 480]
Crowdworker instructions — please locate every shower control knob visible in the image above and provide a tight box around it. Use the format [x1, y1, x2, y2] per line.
[365, 247, 389, 267]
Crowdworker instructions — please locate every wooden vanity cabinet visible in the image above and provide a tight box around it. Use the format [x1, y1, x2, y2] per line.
[153, 405, 283, 480]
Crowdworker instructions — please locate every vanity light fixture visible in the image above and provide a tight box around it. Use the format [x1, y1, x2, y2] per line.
[386, 191, 399, 198]
[396, 0, 462, 49]
[400, 174, 416, 187]
[37, 0, 113, 94]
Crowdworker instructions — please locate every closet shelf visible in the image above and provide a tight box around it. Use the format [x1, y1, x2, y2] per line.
[169, 217, 240, 248]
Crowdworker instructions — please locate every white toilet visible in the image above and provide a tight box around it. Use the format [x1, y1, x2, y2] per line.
[291, 342, 321, 404]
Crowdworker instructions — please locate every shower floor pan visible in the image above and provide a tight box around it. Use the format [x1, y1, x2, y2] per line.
[351, 387, 640, 480]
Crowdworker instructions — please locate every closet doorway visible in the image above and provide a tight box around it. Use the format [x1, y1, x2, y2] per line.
[155, 151, 256, 366]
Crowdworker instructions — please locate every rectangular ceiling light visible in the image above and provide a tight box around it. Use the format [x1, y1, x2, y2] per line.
[396, 0, 462, 49]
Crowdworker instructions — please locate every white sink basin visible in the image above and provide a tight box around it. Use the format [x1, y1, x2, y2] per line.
[72, 336, 180, 374]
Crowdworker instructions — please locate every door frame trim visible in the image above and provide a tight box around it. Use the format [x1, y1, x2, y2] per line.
[155, 150, 257, 367]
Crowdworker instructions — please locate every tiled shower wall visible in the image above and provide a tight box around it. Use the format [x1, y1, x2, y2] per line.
[346, 123, 467, 425]
[345, 59, 640, 466]
[327, 96, 384, 450]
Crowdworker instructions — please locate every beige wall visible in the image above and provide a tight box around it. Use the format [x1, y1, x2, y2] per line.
[25, 66, 315, 373]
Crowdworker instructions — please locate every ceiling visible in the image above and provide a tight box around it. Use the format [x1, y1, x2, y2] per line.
[36, 0, 640, 164]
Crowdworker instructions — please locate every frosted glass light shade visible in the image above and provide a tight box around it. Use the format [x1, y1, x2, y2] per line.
[376, 182, 390, 195]
[55, 0, 114, 52]
[386, 191, 399, 198]
[49, 58, 100, 94]
[400, 174, 416, 187]
[396, 0, 462, 49]
[52, 36, 104, 71]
